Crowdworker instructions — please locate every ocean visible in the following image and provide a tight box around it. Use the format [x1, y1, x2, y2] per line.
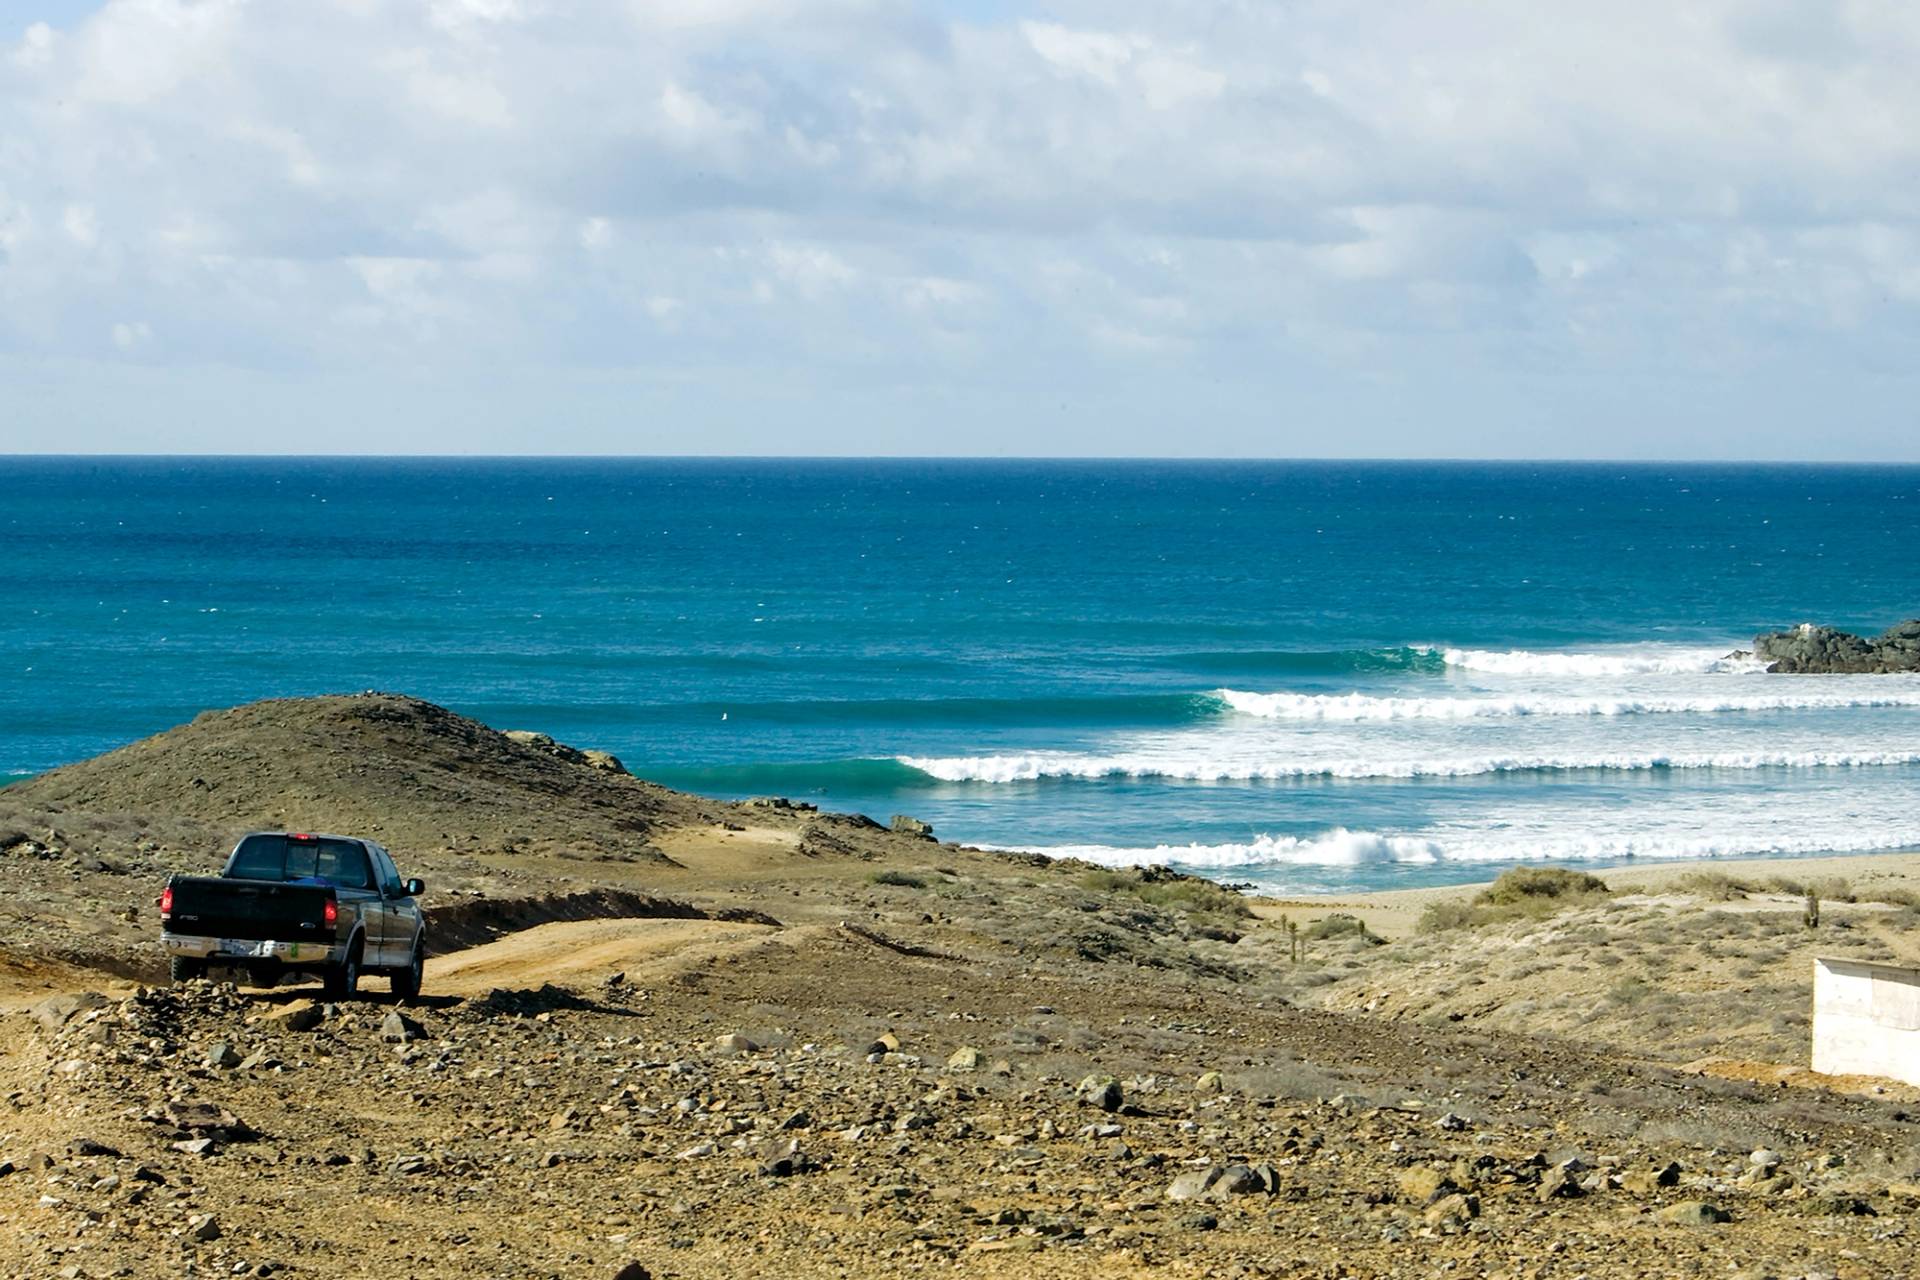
[4, 457, 1918, 894]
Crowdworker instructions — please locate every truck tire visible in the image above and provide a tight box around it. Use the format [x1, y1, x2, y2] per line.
[323, 938, 363, 1001]
[169, 956, 207, 985]
[390, 937, 425, 1003]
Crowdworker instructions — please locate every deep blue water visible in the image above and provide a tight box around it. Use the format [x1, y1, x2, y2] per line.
[4, 457, 1919, 892]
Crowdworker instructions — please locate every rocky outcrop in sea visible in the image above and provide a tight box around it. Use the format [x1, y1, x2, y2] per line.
[1752, 620, 1920, 673]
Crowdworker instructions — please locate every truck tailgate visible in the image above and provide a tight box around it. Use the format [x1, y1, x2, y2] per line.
[164, 876, 333, 943]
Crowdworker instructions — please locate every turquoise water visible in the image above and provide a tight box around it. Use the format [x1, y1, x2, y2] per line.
[4, 457, 1918, 892]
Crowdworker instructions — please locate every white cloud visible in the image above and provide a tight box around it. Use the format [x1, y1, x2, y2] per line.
[2, 0, 1919, 455]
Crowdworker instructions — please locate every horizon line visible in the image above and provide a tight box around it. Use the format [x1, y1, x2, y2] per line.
[4, 453, 1920, 467]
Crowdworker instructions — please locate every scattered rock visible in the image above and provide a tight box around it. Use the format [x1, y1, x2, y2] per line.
[264, 1000, 323, 1032]
[1807, 1195, 1877, 1217]
[188, 1214, 222, 1243]
[380, 1011, 426, 1044]
[1077, 1075, 1123, 1112]
[205, 1041, 243, 1069]
[1656, 1201, 1730, 1227]
[947, 1046, 983, 1071]
[32, 992, 109, 1033]
[1167, 1163, 1272, 1202]
[714, 1033, 759, 1054]
[1425, 1192, 1479, 1226]
[890, 815, 936, 840]
[612, 1265, 652, 1280]
[1621, 1160, 1683, 1194]
[1536, 1164, 1584, 1201]
[1396, 1166, 1455, 1206]
[1194, 1071, 1224, 1094]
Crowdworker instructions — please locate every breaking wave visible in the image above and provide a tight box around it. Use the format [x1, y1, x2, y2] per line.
[998, 825, 1920, 870]
[1213, 687, 1920, 721]
[1440, 646, 1764, 676]
[898, 747, 1920, 784]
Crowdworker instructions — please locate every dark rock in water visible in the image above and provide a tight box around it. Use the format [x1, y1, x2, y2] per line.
[1753, 621, 1920, 674]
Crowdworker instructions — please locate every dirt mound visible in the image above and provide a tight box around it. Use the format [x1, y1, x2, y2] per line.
[4, 693, 713, 865]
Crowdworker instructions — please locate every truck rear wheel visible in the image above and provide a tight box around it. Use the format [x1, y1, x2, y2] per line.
[323, 939, 362, 1001]
[169, 956, 207, 985]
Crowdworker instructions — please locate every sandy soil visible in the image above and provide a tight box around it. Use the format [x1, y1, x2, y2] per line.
[425, 917, 781, 997]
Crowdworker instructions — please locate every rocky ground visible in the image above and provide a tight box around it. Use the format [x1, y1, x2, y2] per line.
[3, 694, 1920, 1278]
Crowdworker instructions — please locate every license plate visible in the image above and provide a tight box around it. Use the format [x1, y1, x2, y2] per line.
[222, 939, 269, 958]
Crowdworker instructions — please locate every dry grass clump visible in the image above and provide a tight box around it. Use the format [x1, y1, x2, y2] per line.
[868, 869, 928, 889]
[1419, 867, 1612, 933]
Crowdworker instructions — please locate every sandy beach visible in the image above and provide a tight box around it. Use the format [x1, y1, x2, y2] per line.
[1255, 849, 1920, 938]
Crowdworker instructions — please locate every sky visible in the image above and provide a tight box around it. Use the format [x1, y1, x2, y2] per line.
[1, 1, 1918, 459]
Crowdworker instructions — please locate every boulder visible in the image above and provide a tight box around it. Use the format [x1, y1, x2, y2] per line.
[890, 815, 936, 840]
[582, 750, 628, 775]
[946, 1046, 983, 1071]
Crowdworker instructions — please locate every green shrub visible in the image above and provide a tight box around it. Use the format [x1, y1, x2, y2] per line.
[1077, 867, 1252, 920]
[1304, 912, 1380, 944]
[1674, 871, 1754, 901]
[1418, 866, 1612, 933]
[869, 869, 927, 889]
[1417, 900, 1480, 933]
[1475, 867, 1611, 906]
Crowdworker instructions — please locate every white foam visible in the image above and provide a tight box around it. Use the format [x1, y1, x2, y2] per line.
[986, 829, 1444, 869]
[1441, 646, 1765, 677]
[998, 825, 1920, 870]
[901, 747, 1920, 784]
[1213, 686, 1920, 721]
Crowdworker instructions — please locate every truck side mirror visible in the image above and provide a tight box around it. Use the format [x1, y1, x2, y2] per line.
[405, 878, 425, 897]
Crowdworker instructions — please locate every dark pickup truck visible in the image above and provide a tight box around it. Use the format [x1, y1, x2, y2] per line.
[160, 831, 427, 1000]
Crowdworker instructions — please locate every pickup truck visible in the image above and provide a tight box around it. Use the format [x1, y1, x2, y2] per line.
[159, 831, 427, 1000]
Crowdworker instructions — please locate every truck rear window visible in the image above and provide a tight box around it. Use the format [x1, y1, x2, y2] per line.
[228, 835, 372, 889]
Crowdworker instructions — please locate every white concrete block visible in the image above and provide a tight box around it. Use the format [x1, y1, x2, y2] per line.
[1813, 957, 1920, 1086]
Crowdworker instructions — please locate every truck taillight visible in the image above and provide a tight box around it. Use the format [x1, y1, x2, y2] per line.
[323, 898, 337, 927]
[159, 885, 173, 914]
